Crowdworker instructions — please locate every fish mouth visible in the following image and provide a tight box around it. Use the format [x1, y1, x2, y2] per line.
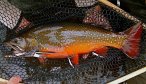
[5, 42, 57, 58]
[5, 42, 25, 56]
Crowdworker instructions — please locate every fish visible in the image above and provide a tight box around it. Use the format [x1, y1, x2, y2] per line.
[5, 22, 143, 65]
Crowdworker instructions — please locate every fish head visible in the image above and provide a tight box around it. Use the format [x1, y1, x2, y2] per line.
[12, 37, 27, 48]
[7, 37, 27, 53]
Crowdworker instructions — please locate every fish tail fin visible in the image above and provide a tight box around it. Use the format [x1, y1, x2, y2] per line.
[121, 22, 143, 58]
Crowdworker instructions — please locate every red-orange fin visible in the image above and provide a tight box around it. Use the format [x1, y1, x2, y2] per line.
[38, 58, 46, 64]
[121, 22, 143, 58]
[94, 46, 109, 57]
[71, 54, 79, 65]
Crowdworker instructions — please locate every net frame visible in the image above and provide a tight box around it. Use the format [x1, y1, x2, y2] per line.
[0, 0, 145, 84]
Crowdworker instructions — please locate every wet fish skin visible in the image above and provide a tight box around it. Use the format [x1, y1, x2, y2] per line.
[6, 22, 143, 65]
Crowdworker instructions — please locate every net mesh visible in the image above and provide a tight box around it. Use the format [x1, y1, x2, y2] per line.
[0, 0, 146, 84]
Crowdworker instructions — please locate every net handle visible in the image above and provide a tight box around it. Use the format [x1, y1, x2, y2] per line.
[98, 0, 146, 29]
[107, 67, 146, 84]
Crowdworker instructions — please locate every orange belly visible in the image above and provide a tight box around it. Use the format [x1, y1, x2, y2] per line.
[40, 41, 122, 60]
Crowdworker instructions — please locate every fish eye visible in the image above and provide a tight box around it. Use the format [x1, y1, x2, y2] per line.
[12, 39, 18, 43]
[12, 37, 22, 43]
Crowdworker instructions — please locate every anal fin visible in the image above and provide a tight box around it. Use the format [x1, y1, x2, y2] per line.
[71, 54, 79, 65]
[94, 46, 109, 57]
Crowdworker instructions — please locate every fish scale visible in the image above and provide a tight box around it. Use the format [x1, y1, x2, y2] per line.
[5, 22, 143, 65]
[14, 23, 125, 50]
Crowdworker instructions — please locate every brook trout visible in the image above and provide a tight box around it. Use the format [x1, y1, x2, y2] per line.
[6, 22, 143, 65]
